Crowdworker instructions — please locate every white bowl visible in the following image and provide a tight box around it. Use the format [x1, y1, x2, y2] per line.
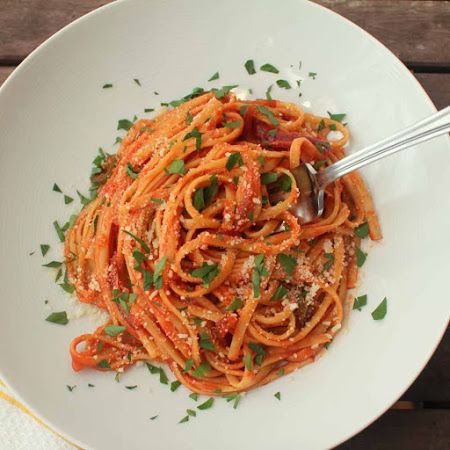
[0, 0, 448, 449]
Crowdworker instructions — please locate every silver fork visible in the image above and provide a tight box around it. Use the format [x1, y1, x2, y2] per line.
[294, 106, 450, 223]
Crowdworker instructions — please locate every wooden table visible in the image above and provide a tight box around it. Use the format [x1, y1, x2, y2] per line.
[1, 1, 448, 448]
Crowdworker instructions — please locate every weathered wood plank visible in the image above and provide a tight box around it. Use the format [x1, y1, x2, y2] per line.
[337, 410, 450, 449]
[401, 329, 450, 402]
[315, 0, 450, 68]
[0, 1, 449, 66]
[0, 67, 15, 86]
[0, 0, 110, 63]
[415, 73, 450, 110]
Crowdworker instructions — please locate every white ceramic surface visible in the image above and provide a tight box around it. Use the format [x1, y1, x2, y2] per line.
[0, 1, 448, 449]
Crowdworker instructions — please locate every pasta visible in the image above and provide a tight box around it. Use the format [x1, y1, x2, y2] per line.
[66, 91, 381, 394]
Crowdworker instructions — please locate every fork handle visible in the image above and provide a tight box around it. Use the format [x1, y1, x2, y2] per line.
[318, 106, 450, 188]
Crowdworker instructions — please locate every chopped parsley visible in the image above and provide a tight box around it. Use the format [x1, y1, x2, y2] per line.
[97, 359, 111, 369]
[191, 263, 219, 288]
[248, 342, 265, 366]
[222, 119, 241, 129]
[266, 84, 273, 100]
[353, 294, 367, 311]
[323, 253, 334, 271]
[150, 415, 158, 420]
[40, 244, 50, 256]
[354, 222, 369, 238]
[150, 197, 164, 205]
[153, 256, 167, 290]
[103, 325, 126, 337]
[43, 260, 62, 268]
[243, 352, 253, 371]
[183, 127, 202, 151]
[278, 253, 297, 275]
[167, 160, 185, 175]
[199, 332, 216, 352]
[46, 311, 68, 325]
[186, 111, 193, 125]
[270, 284, 288, 302]
[226, 298, 243, 311]
[208, 72, 219, 81]
[144, 108, 154, 113]
[212, 85, 238, 99]
[102, 83, 113, 89]
[276, 368, 285, 376]
[170, 380, 182, 392]
[192, 361, 211, 377]
[186, 408, 196, 417]
[245, 59, 256, 75]
[317, 119, 326, 132]
[261, 172, 278, 184]
[189, 392, 199, 401]
[371, 297, 387, 320]
[308, 72, 317, 79]
[240, 104, 249, 116]
[355, 247, 367, 267]
[53, 220, 66, 242]
[255, 105, 279, 126]
[252, 254, 269, 298]
[179, 415, 189, 424]
[66, 385, 76, 392]
[122, 229, 150, 253]
[184, 358, 194, 372]
[223, 393, 241, 409]
[276, 79, 291, 89]
[280, 174, 292, 192]
[192, 175, 218, 211]
[197, 397, 214, 410]
[327, 111, 346, 123]
[64, 195, 73, 204]
[125, 385, 138, 390]
[117, 119, 134, 131]
[133, 78, 141, 86]
[260, 63, 279, 73]
[226, 152, 243, 171]
[52, 183, 62, 193]
[126, 162, 139, 179]
[274, 391, 281, 400]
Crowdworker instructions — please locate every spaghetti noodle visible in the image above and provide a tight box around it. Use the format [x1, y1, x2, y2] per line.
[66, 91, 381, 394]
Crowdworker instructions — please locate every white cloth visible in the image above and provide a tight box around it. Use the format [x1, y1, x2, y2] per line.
[0, 384, 73, 450]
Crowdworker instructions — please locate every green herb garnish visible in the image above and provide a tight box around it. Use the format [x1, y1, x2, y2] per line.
[46, 311, 68, 325]
[255, 105, 279, 126]
[260, 63, 279, 73]
[245, 59, 256, 75]
[191, 263, 219, 288]
[104, 325, 126, 337]
[354, 222, 369, 238]
[199, 332, 216, 352]
[278, 253, 297, 275]
[197, 398, 214, 410]
[102, 83, 113, 89]
[353, 294, 367, 311]
[167, 160, 185, 175]
[270, 285, 288, 302]
[327, 111, 346, 123]
[183, 127, 202, 151]
[371, 297, 387, 320]
[355, 247, 367, 267]
[274, 391, 281, 400]
[208, 72, 219, 81]
[40, 244, 50, 256]
[261, 172, 278, 184]
[53, 183, 62, 193]
[126, 163, 139, 179]
[117, 119, 134, 131]
[276, 79, 291, 89]
[226, 298, 243, 311]
[323, 253, 334, 271]
[226, 152, 243, 171]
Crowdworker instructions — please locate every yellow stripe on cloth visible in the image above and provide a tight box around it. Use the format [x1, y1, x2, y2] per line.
[0, 385, 82, 449]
